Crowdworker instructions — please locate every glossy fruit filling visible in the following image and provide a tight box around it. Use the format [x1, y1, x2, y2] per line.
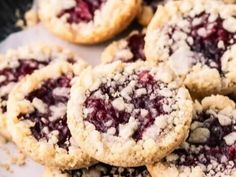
[20, 75, 73, 149]
[0, 59, 49, 113]
[59, 0, 106, 23]
[173, 111, 236, 171]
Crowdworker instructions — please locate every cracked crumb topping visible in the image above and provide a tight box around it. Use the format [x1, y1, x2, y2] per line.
[83, 68, 181, 141]
[146, 1, 236, 76]
[165, 96, 236, 176]
[103, 31, 146, 63]
[0, 59, 51, 114]
[65, 163, 150, 177]
[20, 74, 73, 150]
[58, 0, 106, 24]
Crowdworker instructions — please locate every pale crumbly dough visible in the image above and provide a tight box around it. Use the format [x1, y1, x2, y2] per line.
[7, 61, 96, 170]
[101, 30, 145, 64]
[147, 95, 236, 177]
[67, 60, 193, 167]
[137, 0, 236, 26]
[16, 9, 39, 29]
[0, 44, 78, 140]
[39, 0, 141, 44]
[145, 0, 236, 96]
[224, 0, 236, 3]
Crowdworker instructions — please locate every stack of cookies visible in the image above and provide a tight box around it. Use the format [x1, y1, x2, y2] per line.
[1, 0, 236, 177]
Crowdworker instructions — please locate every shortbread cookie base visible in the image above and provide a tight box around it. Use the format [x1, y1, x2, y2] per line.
[39, 0, 141, 44]
[145, 0, 236, 96]
[147, 95, 236, 177]
[7, 61, 95, 170]
[0, 44, 78, 140]
[68, 61, 193, 167]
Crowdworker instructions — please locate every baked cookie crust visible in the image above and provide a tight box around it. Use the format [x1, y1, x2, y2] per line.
[148, 95, 236, 177]
[39, 0, 141, 44]
[7, 60, 96, 170]
[137, 0, 168, 26]
[145, 0, 236, 96]
[101, 30, 146, 64]
[0, 44, 77, 140]
[68, 61, 193, 167]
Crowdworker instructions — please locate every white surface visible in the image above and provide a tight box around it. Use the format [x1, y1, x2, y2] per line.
[0, 23, 110, 177]
[0, 23, 106, 66]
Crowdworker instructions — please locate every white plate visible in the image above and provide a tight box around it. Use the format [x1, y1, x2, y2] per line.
[0, 23, 116, 177]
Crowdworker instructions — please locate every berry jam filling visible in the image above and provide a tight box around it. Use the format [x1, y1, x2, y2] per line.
[84, 71, 170, 141]
[126, 33, 146, 62]
[0, 59, 49, 113]
[66, 163, 150, 177]
[172, 111, 236, 173]
[169, 12, 236, 73]
[20, 75, 73, 149]
[59, 0, 106, 24]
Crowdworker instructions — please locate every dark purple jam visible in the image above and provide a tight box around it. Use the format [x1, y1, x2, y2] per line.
[187, 13, 236, 72]
[84, 71, 168, 141]
[126, 33, 146, 62]
[174, 111, 236, 168]
[0, 59, 49, 113]
[59, 0, 106, 24]
[20, 75, 73, 149]
[170, 12, 236, 73]
[66, 163, 150, 177]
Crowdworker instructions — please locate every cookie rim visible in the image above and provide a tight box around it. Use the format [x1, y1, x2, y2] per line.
[39, 0, 141, 44]
[0, 44, 79, 140]
[144, 0, 236, 96]
[7, 60, 96, 170]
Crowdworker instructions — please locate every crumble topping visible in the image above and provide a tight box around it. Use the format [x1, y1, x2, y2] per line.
[165, 98, 236, 176]
[102, 31, 146, 64]
[150, 6, 236, 76]
[83, 69, 179, 141]
[0, 59, 50, 113]
[20, 74, 73, 150]
[58, 0, 106, 24]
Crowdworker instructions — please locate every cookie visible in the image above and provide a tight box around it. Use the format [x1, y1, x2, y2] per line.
[43, 163, 150, 177]
[145, 0, 236, 96]
[39, 0, 141, 44]
[147, 95, 236, 177]
[137, 0, 168, 26]
[67, 60, 193, 167]
[101, 30, 146, 64]
[224, 0, 236, 3]
[0, 44, 75, 140]
[7, 60, 96, 169]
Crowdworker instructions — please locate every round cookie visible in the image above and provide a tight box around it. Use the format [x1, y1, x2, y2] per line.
[137, 0, 168, 26]
[44, 163, 150, 177]
[67, 60, 193, 167]
[7, 61, 96, 170]
[147, 95, 236, 177]
[224, 0, 236, 3]
[145, 0, 236, 96]
[39, 0, 141, 44]
[101, 30, 146, 64]
[0, 44, 75, 140]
